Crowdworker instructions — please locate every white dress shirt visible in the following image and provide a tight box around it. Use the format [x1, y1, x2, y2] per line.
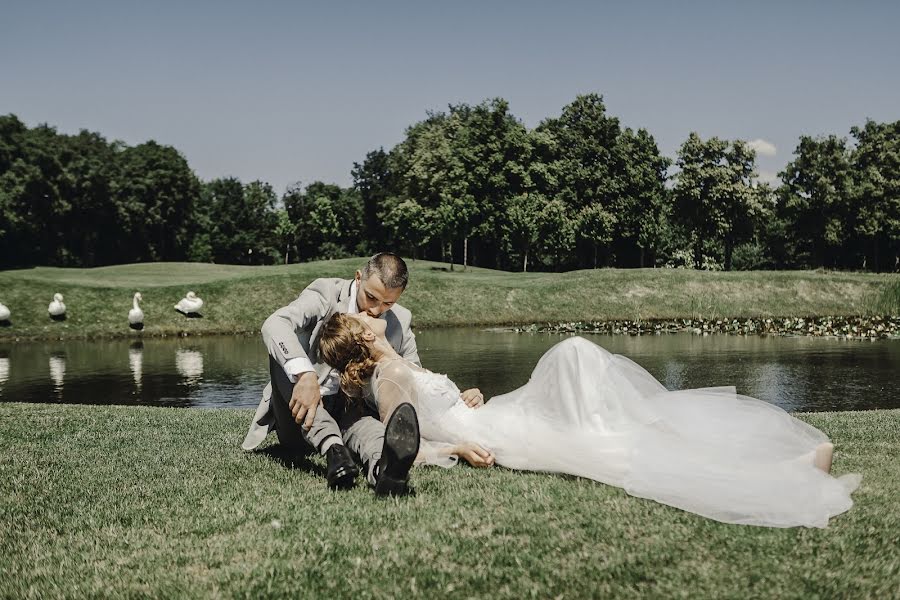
[282, 280, 359, 396]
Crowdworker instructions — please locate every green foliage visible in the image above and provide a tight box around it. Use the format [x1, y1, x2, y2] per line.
[777, 135, 854, 268]
[283, 181, 363, 262]
[198, 178, 279, 265]
[731, 242, 771, 271]
[1, 108, 897, 273]
[850, 120, 900, 271]
[535, 198, 576, 270]
[381, 197, 433, 259]
[352, 147, 393, 249]
[501, 193, 543, 272]
[673, 133, 765, 271]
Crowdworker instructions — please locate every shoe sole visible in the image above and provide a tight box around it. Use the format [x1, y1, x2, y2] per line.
[375, 403, 420, 496]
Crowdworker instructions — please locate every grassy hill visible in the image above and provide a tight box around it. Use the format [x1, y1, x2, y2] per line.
[1, 259, 898, 340]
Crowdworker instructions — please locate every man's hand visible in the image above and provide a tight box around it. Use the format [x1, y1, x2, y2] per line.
[290, 371, 321, 430]
[460, 388, 485, 408]
[455, 442, 495, 468]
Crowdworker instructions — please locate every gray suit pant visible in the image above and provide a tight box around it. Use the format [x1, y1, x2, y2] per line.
[268, 356, 385, 483]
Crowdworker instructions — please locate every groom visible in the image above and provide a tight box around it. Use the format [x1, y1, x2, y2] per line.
[242, 252, 421, 496]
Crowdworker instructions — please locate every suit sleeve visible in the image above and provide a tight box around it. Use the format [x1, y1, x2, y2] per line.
[261, 284, 329, 371]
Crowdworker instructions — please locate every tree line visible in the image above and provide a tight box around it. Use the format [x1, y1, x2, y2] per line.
[1, 96, 897, 272]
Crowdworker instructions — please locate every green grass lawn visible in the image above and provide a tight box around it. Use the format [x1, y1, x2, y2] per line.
[1, 403, 898, 598]
[1, 259, 898, 340]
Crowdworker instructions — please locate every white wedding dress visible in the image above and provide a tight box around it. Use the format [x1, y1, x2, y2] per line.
[371, 336, 860, 528]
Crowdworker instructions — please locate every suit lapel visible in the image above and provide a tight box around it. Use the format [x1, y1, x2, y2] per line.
[384, 310, 402, 352]
[337, 279, 353, 310]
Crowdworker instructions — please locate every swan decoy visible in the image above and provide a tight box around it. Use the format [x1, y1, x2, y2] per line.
[0, 302, 10, 322]
[174, 291, 203, 315]
[128, 292, 144, 329]
[48, 293, 66, 320]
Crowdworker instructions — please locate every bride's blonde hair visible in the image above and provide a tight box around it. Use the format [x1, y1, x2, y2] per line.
[318, 313, 378, 396]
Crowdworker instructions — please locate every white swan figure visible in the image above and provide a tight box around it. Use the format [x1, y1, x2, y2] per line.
[128, 292, 144, 326]
[0, 302, 10, 321]
[174, 291, 203, 314]
[48, 293, 66, 317]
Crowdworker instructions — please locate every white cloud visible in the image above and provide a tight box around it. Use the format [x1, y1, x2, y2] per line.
[747, 139, 777, 157]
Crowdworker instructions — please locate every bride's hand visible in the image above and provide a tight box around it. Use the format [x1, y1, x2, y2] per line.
[460, 388, 485, 408]
[456, 442, 495, 468]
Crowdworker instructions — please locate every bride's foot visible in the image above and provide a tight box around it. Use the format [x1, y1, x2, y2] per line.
[814, 442, 834, 473]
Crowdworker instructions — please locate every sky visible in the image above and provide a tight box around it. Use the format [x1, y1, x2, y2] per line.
[2, 1, 898, 194]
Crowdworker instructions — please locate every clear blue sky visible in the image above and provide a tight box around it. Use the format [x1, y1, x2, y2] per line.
[2, 1, 897, 194]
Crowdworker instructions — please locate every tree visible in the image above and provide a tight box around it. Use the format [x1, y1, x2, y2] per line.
[612, 128, 671, 267]
[274, 208, 297, 264]
[284, 181, 361, 261]
[114, 141, 200, 262]
[537, 94, 627, 269]
[387, 111, 460, 266]
[381, 198, 434, 259]
[58, 130, 122, 266]
[672, 134, 762, 270]
[721, 140, 764, 271]
[447, 99, 531, 269]
[0, 121, 72, 267]
[352, 148, 394, 250]
[202, 178, 279, 264]
[241, 181, 280, 263]
[502, 193, 544, 272]
[850, 120, 900, 271]
[777, 135, 853, 268]
[535, 197, 576, 270]
[576, 202, 617, 268]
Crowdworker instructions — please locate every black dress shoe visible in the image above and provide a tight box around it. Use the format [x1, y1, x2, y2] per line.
[325, 444, 358, 490]
[374, 403, 420, 497]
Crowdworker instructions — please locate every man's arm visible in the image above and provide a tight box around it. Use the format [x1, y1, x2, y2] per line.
[260, 279, 334, 429]
[261, 282, 330, 372]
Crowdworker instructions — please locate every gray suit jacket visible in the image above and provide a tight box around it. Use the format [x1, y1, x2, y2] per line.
[242, 277, 419, 450]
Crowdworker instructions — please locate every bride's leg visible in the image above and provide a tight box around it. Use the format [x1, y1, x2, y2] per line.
[814, 442, 834, 473]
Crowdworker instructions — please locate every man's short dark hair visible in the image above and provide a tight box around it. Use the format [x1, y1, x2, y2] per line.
[361, 252, 409, 289]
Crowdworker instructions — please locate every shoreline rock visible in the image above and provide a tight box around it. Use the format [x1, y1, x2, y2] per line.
[507, 315, 900, 339]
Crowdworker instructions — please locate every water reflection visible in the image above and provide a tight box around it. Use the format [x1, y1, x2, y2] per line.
[0, 332, 897, 412]
[0, 356, 9, 387]
[175, 348, 204, 385]
[49, 354, 65, 396]
[129, 342, 143, 392]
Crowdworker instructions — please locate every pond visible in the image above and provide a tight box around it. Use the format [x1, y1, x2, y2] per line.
[0, 330, 898, 413]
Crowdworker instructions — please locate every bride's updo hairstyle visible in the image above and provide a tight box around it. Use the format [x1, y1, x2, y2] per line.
[318, 312, 377, 396]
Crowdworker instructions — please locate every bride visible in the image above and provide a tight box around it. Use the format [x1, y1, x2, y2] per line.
[318, 312, 860, 528]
